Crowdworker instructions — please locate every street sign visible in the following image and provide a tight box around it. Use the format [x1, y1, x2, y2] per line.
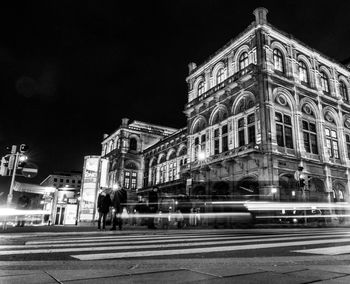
[22, 163, 38, 178]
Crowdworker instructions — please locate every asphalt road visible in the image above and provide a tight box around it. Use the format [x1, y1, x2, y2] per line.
[1, 227, 350, 262]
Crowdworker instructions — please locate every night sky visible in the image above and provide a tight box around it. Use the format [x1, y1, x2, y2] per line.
[1, 0, 350, 183]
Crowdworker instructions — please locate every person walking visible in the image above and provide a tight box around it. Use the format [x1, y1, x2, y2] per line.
[97, 189, 111, 230]
[111, 187, 127, 231]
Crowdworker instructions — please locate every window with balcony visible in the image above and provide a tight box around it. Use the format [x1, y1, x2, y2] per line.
[320, 71, 330, 93]
[298, 61, 309, 84]
[302, 120, 318, 154]
[273, 49, 284, 73]
[216, 68, 225, 84]
[239, 52, 249, 72]
[197, 81, 205, 96]
[159, 165, 166, 183]
[275, 112, 293, 148]
[238, 114, 255, 147]
[345, 134, 350, 159]
[168, 162, 177, 181]
[339, 81, 349, 102]
[325, 128, 339, 158]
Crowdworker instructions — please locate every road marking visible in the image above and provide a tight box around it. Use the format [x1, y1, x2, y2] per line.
[0, 234, 348, 256]
[24, 230, 350, 245]
[292, 245, 350, 255]
[71, 237, 350, 260]
[1, 232, 343, 249]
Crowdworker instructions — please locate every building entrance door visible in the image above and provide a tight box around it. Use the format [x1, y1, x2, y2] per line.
[55, 206, 66, 225]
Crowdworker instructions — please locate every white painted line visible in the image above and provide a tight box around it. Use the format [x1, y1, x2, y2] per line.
[292, 245, 350, 255]
[25, 233, 234, 245]
[2, 232, 340, 249]
[24, 230, 350, 245]
[71, 237, 350, 260]
[0, 234, 348, 256]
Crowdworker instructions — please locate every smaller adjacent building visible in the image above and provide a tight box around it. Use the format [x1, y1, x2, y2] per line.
[40, 171, 82, 225]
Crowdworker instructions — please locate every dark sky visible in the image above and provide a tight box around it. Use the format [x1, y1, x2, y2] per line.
[1, 0, 350, 183]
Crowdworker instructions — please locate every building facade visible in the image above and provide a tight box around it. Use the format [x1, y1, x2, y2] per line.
[94, 8, 350, 215]
[101, 118, 177, 203]
[184, 7, 350, 204]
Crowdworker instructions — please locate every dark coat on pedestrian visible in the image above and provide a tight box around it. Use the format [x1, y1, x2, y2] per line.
[97, 192, 111, 214]
[112, 188, 127, 213]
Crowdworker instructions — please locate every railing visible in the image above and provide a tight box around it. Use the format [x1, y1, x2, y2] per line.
[187, 64, 257, 108]
[181, 143, 261, 172]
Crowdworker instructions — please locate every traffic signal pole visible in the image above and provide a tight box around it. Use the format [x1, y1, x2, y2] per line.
[7, 152, 19, 206]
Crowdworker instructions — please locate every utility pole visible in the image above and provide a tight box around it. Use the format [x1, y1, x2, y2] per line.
[7, 152, 19, 206]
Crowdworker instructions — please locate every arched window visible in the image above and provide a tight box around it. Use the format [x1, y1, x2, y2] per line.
[273, 49, 284, 73]
[339, 81, 348, 102]
[129, 137, 137, 151]
[320, 71, 330, 93]
[239, 52, 249, 71]
[198, 81, 205, 96]
[298, 61, 309, 84]
[216, 68, 225, 84]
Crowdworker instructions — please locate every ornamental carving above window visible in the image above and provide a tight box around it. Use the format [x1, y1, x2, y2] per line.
[344, 117, 350, 129]
[275, 94, 288, 107]
[302, 103, 313, 116]
[324, 111, 335, 123]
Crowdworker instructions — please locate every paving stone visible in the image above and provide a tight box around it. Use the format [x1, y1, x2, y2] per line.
[46, 269, 128, 281]
[65, 269, 217, 284]
[312, 275, 350, 284]
[0, 270, 40, 277]
[191, 271, 309, 284]
[187, 265, 261, 277]
[307, 265, 350, 275]
[286, 269, 346, 282]
[0, 273, 56, 284]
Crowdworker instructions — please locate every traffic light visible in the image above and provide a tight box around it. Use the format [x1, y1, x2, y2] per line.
[299, 178, 305, 188]
[19, 144, 29, 153]
[0, 156, 9, 176]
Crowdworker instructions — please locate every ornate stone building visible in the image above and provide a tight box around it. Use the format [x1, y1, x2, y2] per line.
[101, 118, 177, 202]
[184, 7, 350, 204]
[98, 8, 350, 209]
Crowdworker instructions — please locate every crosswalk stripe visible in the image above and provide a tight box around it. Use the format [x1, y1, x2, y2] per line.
[71, 237, 350, 260]
[25, 233, 238, 245]
[0, 234, 348, 256]
[292, 245, 350, 255]
[2, 232, 344, 249]
[24, 230, 350, 245]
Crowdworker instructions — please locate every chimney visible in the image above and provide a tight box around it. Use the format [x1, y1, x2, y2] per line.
[103, 134, 109, 139]
[253, 7, 268, 25]
[188, 62, 197, 74]
[121, 118, 129, 127]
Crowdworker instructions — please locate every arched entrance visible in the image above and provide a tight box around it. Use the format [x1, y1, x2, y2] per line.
[211, 181, 229, 201]
[279, 174, 297, 201]
[309, 178, 326, 202]
[236, 177, 259, 200]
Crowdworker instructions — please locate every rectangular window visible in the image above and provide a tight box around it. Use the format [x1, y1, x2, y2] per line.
[221, 124, 228, 152]
[276, 113, 293, 149]
[238, 118, 245, 147]
[276, 124, 284, 147]
[222, 135, 228, 152]
[325, 128, 339, 158]
[303, 121, 318, 154]
[346, 134, 350, 159]
[124, 171, 130, 189]
[131, 172, 137, 189]
[214, 139, 220, 154]
[285, 126, 293, 149]
[247, 114, 255, 144]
